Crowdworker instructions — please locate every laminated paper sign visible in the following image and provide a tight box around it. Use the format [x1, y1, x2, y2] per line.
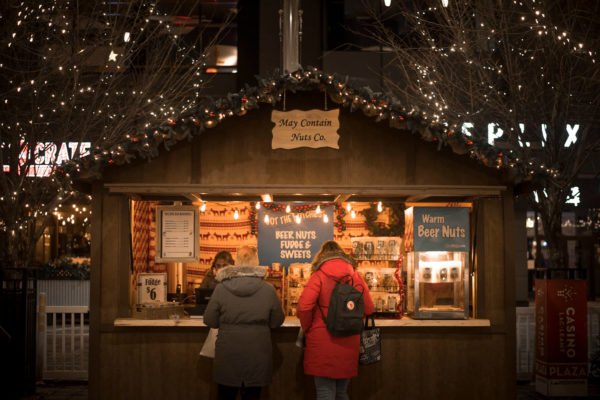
[136, 273, 167, 304]
[271, 109, 340, 149]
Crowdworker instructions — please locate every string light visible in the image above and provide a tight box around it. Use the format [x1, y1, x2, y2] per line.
[323, 214, 329, 223]
[346, 203, 352, 212]
[377, 201, 383, 213]
[200, 202, 207, 212]
[315, 205, 321, 214]
[294, 214, 302, 224]
[264, 214, 270, 224]
[255, 202, 261, 210]
[285, 204, 291, 213]
[233, 209, 239, 220]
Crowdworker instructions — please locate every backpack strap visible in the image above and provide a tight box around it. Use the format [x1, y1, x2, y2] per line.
[315, 273, 328, 325]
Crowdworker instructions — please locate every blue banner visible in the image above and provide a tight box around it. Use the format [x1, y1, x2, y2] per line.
[413, 207, 470, 252]
[258, 204, 334, 267]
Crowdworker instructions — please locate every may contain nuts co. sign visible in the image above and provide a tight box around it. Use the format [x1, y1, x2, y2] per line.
[271, 109, 340, 149]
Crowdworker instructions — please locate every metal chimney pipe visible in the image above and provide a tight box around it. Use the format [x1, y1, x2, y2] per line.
[281, 0, 301, 73]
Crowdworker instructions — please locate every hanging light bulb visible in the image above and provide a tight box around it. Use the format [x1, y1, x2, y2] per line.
[295, 214, 301, 224]
[323, 214, 329, 223]
[315, 204, 321, 214]
[233, 209, 239, 220]
[200, 202, 207, 212]
[377, 201, 383, 213]
[285, 204, 291, 213]
[264, 214, 270, 224]
[346, 203, 352, 212]
[351, 210, 356, 219]
[384, 0, 392, 7]
[255, 202, 261, 210]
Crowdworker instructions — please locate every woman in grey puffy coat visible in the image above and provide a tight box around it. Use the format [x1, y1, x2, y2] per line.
[203, 245, 285, 400]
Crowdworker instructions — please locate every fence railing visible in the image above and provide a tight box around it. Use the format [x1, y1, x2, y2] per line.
[38, 280, 89, 307]
[37, 293, 89, 381]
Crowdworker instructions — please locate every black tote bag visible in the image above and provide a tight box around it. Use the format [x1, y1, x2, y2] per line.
[359, 316, 381, 365]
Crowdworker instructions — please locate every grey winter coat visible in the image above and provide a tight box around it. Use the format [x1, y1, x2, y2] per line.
[203, 265, 285, 387]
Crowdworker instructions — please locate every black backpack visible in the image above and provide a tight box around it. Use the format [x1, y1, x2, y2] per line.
[318, 275, 365, 337]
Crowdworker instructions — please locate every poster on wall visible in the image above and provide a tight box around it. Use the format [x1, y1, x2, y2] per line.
[258, 204, 334, 267]
[155, 205, 199, 262]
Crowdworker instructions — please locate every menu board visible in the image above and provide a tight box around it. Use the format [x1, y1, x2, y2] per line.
[155, 206, 199, 262]
[258, 204, 334, 267]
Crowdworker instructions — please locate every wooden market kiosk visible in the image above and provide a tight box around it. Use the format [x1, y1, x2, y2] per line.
[86, 78, 517, 400]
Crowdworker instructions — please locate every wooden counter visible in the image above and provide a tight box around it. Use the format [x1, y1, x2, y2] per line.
[114, 316, 491, 328]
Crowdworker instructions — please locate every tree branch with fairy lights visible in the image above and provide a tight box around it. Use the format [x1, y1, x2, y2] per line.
[364, 0, 600, 268]
[0, 1, 234, 268]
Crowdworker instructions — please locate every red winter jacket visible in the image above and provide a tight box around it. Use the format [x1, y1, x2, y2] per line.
[297, 254, 374, 379]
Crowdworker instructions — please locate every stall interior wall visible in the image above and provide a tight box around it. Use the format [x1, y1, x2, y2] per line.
[130, 200, 394, 297]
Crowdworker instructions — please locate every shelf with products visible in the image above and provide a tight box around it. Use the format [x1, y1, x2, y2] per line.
[284, 263, 312, 317]
[265, 270, 286, 309]
[352, 236, 403, 318]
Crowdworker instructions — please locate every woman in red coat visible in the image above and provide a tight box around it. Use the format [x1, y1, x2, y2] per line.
[297, 240, 374, 399]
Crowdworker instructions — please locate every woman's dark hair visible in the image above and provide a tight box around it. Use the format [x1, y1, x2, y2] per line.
[313, 240, 345, 262]
[211, 251, 234, 269]
[317, 240, 343, 254]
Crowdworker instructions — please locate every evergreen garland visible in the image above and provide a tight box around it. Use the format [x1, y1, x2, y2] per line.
[249, 202, 347, 234]
[360, 203, 405, 237]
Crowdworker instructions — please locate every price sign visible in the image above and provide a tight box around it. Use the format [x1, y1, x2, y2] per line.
[136, 273, 167, 304]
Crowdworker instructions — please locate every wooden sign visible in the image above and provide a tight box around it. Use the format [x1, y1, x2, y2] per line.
[271, 109, 340, 149]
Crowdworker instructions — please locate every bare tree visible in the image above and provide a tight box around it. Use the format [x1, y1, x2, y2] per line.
[0, 1, 235, 267]
[364, 0, 600, 268]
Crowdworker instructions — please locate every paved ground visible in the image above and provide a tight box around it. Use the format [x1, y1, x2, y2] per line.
[22, 381, 600, 399]
[24, 382, 87, 400]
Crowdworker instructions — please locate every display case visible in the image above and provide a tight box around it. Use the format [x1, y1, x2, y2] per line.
[404, 204, 471, 319]
[406, 251, 468, 319]
[352, 237, 403, 318]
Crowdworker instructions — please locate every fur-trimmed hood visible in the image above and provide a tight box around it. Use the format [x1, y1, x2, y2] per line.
[216, 265, 268, 297]
[312, 249, 356, 272]
[216, 265, 267, 281]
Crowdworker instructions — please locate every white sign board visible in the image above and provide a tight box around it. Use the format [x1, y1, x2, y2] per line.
[271, 109, 340, 149]
[155, 206, 199, 262]
[136, 273, 167, 304]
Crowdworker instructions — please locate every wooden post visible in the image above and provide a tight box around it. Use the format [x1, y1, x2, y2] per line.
[36, 292, 46, 381]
